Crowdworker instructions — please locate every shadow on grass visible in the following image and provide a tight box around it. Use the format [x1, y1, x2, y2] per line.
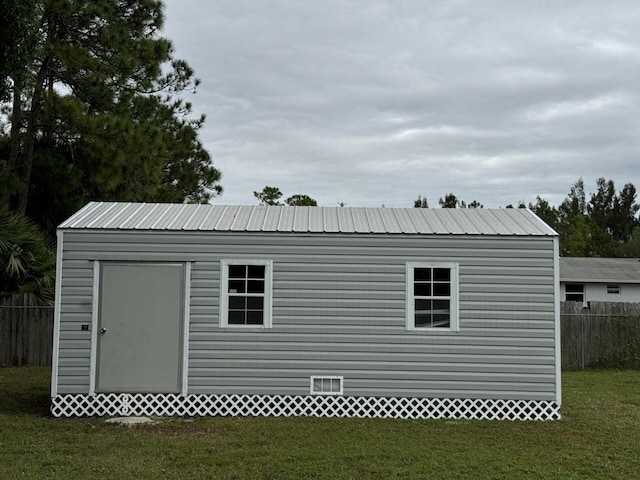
[0, 367, 52, 417]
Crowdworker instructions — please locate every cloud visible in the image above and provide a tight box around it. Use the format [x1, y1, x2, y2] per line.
[162, 0, 640, 208]
[526, 93, 630, 121]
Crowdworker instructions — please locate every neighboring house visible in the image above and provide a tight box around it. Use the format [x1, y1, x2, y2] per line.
[560, 257, 640, 305]
[51, 202, 561, 420]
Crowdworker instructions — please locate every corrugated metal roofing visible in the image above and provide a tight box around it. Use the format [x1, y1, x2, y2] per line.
[59, 202, 557, 236]
[560, 257, 640, 283]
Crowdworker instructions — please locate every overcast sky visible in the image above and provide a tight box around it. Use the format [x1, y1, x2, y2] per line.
[162, 1, 640, 208]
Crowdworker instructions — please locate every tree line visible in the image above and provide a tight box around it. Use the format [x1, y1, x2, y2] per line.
[415, 178, 640, 258]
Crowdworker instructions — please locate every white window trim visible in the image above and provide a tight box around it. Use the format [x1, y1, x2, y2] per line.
[219, 259, 273, 328]
[406, 262, 459, 332]
[310, 376, 344, 396]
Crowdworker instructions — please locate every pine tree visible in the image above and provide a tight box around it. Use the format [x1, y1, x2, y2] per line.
[1, 0, 222, 227]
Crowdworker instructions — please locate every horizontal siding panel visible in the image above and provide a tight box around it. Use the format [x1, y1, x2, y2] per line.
[462, 274, 552, 285]
[59, 305, 92, 314]
[63, 230, 552, 247]
[189, 317, 554, 331]
[63, 240, 553, 258]
[276, 272, 403, 283]
[446, 328, 554, 338]
[187, 376, 554, 393]
[57, 286, 92, 297]
[461, 301, 552, 311]
[56, 345, 90, 356]
[61, 277, 93, 288]
[188, 337, 554, 352]
[190, 296, 217, 307]
[275, 290, 403, 300]
[462, 319, 553, 329]
[461, 310, 553, 320]
[189, 353, 555, 368]
[191, 271, 220, 281]
[273, 306, 401, 317]
[58, 331, 92, 341]
[59, 324, 92, 333]
[57, 312, 92, 322]
[276, 298, 402, 308]
[188, 367, 554, 385]
[190, 306, 217, 316]
[56, 377, 90, 389]
[58, 338, 90, 350]
[188, 358, 554, 373]
[460, 292, 552, 302]
[58, 357, 91, 368]
[275, 281, 405, 292]
[463, 283, 554, 294]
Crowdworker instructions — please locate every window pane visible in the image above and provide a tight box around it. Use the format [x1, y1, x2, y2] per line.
[433, 314, 450, 327]
[415, 299, 432, 312]
[313, 379, 322, 392]
[415, 314, 432, 327]
[433, 283, 450, 296]
[229, 265, 247, 279]
[433, 299, 450, 312]
[433, 268, 450, 281]
[330, 378, 340, 392]
[228, 310, 245, 324]
[247, 280, 264, 294]
[246, 311, 263, 325]
[229, 296, 246, 309]
[566, 284, 584, 293]
[414, 268, 431, 281]
[414, 283, 431, 297]
[248, 265, 265, 279]
[247, 297, 264, 309]
[228, 279, 245, 293]
[566, 293, 584, 302]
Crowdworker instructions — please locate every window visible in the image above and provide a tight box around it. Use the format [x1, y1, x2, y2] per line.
[607, 284, 621, 295]
[310, 376, 343, 395]
[220, 260, 272, 328]
[406, 262, 459, 331]
[565, 284, 584, 303]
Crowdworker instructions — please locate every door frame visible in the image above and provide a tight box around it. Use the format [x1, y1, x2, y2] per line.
[89, 260, 191, 396]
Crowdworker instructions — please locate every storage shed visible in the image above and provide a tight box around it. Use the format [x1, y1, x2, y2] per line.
[51, 202, 561, 420]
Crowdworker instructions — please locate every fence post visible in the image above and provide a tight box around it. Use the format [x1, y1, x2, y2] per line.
[580, 313, 585, 370]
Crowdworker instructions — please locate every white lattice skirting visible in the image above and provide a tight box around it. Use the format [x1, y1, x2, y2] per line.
[51, 394, 560, 421]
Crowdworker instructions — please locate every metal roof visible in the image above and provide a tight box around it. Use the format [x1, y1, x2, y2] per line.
[59, 202, 557, 236]
[560, 257, 640, 284]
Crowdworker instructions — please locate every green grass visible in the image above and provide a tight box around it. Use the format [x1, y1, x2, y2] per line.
[1, 368, 639, 479]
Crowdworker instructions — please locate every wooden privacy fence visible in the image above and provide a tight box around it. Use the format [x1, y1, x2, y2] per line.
[561, 302, 640, 370]
[1, 295, 639, 369]
[0, 294, 54, 367]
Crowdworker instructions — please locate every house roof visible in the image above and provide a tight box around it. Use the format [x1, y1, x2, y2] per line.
[560, 257, 640, 284]
[59, 202, 557, 236]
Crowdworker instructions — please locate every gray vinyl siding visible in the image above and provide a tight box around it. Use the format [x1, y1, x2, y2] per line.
[56, 230, 557, 401]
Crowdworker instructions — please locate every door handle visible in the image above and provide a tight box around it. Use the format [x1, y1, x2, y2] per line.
[100, 328, 107, 334]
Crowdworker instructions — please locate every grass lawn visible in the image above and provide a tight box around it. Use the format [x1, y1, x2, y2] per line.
[1, 368, 639, 479]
